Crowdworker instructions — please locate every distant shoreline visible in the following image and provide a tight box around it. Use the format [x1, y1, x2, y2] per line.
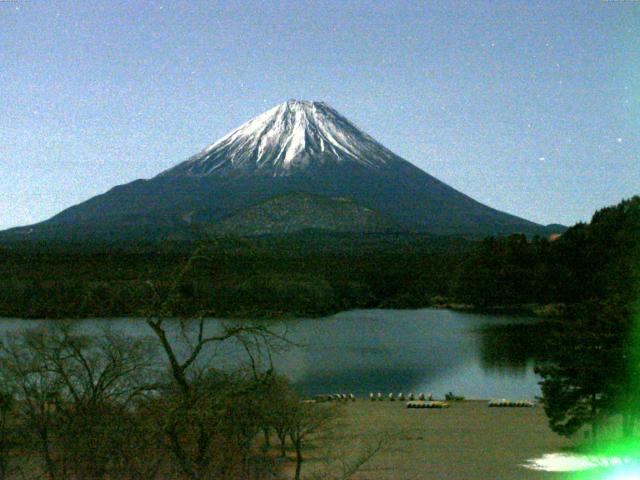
[0, 304, 565, 322]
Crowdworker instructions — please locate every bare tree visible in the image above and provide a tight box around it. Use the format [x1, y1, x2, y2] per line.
[143, 243, 292, 480]
[259, 376, 296, 458]
[0, 323, 157, 480]
[0, 327, 68, 480]
[309, 430, 400, 480]
[269, 396, 400, 480]
[143, 312, 289, 479]
[288, 403, 341, 480]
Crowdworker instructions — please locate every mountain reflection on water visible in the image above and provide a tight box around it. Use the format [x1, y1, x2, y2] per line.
[277, 309, 543, 399]
[0, 309, 544, 400]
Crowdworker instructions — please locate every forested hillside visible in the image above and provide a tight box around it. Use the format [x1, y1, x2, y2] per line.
[457, 196, 639, 309]
[0, 234, 468, 319]
[0, 196, 636, 320]
[531, 197, 640, 440]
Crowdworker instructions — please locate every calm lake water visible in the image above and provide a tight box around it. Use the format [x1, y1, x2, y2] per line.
[0, 309, 541, 400]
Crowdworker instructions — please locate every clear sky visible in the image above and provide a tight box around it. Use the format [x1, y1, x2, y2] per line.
[1, 0, 638, 230]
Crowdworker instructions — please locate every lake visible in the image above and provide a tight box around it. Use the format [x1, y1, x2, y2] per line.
[0, 308, 541, 400]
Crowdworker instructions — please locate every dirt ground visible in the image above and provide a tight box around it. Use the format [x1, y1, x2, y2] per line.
[305, 400, 575, 480]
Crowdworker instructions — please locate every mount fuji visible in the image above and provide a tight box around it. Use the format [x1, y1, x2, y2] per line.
[4, 100, 556, 241]
[162, 100, 403, 177]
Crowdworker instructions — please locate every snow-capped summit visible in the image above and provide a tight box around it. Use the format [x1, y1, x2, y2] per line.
[8, 99, 552, 240]
[160, 100, 400, 177]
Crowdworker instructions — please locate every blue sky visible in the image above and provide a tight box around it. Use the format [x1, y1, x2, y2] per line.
[1, 0, 638, 229]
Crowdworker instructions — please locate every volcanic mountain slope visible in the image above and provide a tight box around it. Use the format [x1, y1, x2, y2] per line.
[208, 192, 397, 236]
[4, 100, 556, 240]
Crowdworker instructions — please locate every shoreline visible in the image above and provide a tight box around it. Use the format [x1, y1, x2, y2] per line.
[0, 303, 565, 322]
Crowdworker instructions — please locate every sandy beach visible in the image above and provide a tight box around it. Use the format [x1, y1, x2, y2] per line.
[304, 400, 574, 480]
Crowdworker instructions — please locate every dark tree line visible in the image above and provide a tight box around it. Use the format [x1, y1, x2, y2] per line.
[455, 234, 560, 307]
[0, 199, 636, 323]
[533, 196, 640, 441]
[0, 234, 470, 320]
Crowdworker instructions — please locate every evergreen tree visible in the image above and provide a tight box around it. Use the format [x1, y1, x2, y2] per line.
[535, 301, 628, 439]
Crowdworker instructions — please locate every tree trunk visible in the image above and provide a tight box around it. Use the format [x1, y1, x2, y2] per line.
[277, 431, 287, 457]
[0, 453, 6, 480]
[263, 427, 271, 448]
[39, 429, 57, 480]
[294, 439, 303, 480]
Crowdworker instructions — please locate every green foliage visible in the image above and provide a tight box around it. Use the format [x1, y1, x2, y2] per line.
[0, 196, 637, 320]
[535, 302, 628, 438]
[456, 196, 640, 310]
[0, 234, 470, 319]
[234, 273, 336, 316]
[456, 234, 559, 306]
[533, 196, 640, 441]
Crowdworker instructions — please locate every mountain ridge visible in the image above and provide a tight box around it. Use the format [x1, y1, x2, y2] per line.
[1, 100, 561, 241]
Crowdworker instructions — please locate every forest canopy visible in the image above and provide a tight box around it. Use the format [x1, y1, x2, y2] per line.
[0, 196, 636, 321]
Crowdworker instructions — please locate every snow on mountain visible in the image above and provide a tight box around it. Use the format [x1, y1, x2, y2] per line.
[160, 100, 401, 177]
[4, 98, 551, 240]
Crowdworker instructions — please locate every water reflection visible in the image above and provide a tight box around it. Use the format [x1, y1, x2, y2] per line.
[0, 309, 545, 399]
[476, 322, 552, 374]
